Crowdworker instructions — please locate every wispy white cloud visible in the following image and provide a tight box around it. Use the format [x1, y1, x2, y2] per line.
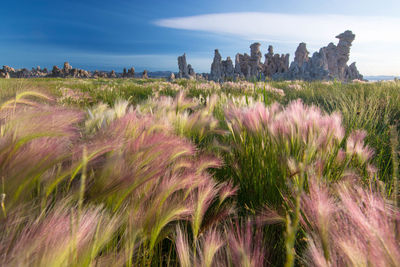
[154, 13, 400, 75]
[154, 12, 400, 45]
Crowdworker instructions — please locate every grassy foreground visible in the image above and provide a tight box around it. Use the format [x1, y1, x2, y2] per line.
[0, 78, 400, 266]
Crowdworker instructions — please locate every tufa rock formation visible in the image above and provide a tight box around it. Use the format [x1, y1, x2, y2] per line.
[210, 49, 223, 81]
[1, 65, 39, 78]
[188, 64, 196, 78]
[238, 54, 251, 79]
[177, 54, 196, 79]
[178, 53, 193, 79]
[1, 65, 32, 78]
[210, 50, 236, 81]
[0, 63, 143, 79]
[346, 62, 363, 80]
[0, 70, 9, 79]
[142, 70, 148, 79]
[168, 72, 175, 81]
[121, 67, 135, 78]
[63, 62, 72, 73]
[196, 73, 205, 80]
[92, 70, 108, 78]
[30, 66, 48, 78]
[249, 42, 263, 78]
[282, 30, 363, 80]
[109, 70, 117, 78]
[50, 62, 91, 78]
[128, 67, 135, 78]
[51, 65, 63, 77]
[207, 30, 363, 81]
[263, 45, 290, 77]
[234, 54, 243, 79]
[233, 43, 289, 80]
[222, 57, 235, 80]
[3, 65, 15, 73]
[230, 43, 263, 80]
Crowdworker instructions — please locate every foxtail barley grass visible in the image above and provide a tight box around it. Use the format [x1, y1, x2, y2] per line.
[1, 79, 400, 266]
[301, 176, 400, 266]
[390, 125, 399, 206]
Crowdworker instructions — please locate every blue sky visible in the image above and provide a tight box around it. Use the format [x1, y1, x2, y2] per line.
[1, 0, 400, 75]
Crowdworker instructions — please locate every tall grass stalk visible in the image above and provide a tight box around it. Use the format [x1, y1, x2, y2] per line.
[284, 164, 305, 267]
[1, 177, 5, 218]
[390, 125, 399, 206]
[78, 146, 88, 223]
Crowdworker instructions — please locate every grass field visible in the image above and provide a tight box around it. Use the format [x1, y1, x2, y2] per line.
[0, 77, 399, 266]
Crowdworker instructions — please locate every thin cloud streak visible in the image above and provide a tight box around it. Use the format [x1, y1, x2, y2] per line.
[154, 12, 400, 45]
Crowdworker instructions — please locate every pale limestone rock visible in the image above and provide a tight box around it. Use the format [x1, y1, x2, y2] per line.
[222, 56, 235, 80]
[188, 64, 196, 78]
[336, 30, 356, 79]
[263, 45, 289, 77]
[294, 43, 309, 68]
[109, 70, 117, 78]
[178, 53, 189, 78]
[284, 31, 362, 81]
[51, 65, 63, 77]
[3, 65, 15, 73]
[210, 49, 223, 81]
[346, 62, 363, 80]
[128, 67, 135, 78]
[249, 42, 263, 78]
[63, 62, 72, 73]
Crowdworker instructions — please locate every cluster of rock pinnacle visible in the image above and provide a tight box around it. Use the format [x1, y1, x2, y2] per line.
[0, 62, 149, 79]
[205, 30, 363, 81]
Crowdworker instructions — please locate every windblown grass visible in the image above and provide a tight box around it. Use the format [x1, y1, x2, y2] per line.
[0, 78, 400, 266]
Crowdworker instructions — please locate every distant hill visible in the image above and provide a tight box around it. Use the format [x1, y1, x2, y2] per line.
[147, 71, 173, 78]
[365, 75, 400, 81]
